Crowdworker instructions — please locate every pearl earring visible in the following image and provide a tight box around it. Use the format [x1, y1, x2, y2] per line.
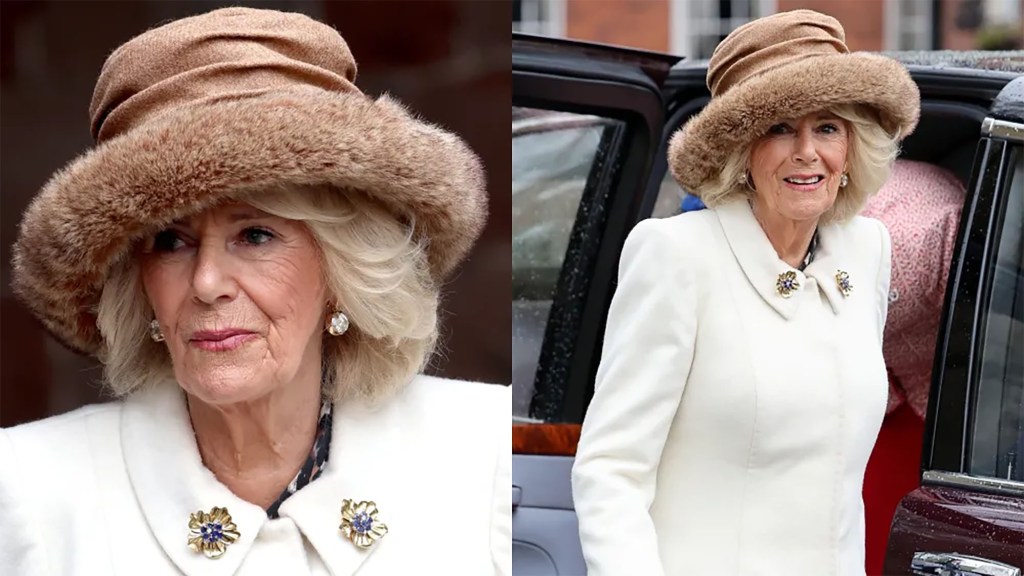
[327, 310, 350, 336]
[149, 319, 165, 342]
[738, 171, 753, 189]
[840, 173, 849, 188]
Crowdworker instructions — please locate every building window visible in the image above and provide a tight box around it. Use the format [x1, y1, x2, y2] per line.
[671, 0, 776, 58]
[886, 0, 934, 50]
[513, 0, 565, 37]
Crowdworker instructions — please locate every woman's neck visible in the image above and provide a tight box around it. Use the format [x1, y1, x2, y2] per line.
[187, 370, 323, 510]
[750, 200, 818, 269]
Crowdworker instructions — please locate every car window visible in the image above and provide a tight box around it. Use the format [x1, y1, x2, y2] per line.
[653, 170, 682, 218]
[652, 157, 707, 219]
[511, 107, 621, 421]
[969, 149, 1024, 481]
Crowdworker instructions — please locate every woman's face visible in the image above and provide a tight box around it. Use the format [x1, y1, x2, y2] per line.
[748, 111, 850, 224]
[140, 201, 327, 406]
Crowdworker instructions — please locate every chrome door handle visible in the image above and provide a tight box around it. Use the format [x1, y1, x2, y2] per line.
[912, 552, 1021, 576]
[512, 485, 522, 510]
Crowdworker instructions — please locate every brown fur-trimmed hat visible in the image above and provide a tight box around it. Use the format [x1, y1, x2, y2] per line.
[668, 9, 920, 194]
[11, 7, 487, 356]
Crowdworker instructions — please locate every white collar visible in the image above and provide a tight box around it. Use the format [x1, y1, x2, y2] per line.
[714, 200, 850, 319]
[122, 382, 401, 575]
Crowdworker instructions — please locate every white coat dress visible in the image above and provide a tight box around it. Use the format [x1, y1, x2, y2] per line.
[0, 374, 511, 575]
[571, 199, 891, 576]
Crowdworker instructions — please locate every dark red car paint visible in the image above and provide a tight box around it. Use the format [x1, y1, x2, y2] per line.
[883, 486, 1024, 575]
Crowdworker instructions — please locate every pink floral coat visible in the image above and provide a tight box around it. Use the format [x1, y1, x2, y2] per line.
[862, 159, 966, 418]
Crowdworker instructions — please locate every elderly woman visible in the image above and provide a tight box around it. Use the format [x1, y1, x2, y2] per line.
[571, 10, 919, 576]
[0, 8, 510, 576]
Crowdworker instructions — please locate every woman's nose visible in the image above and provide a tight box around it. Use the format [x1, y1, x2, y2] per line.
[791, 129, 819, 164]
[190, 242, 239, 305]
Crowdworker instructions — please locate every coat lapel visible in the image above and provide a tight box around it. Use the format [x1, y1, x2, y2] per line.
[278, 394, 402, 576]
[714, 200, 849, 318]
[803, 222, 850, 315]
[715, 200, 800, 320]
[121, 383, 267, 576]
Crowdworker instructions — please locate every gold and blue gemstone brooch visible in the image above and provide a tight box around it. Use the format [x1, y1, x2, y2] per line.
[835, 270, 853, 297]
[340, 499, 388, 549]
[776, 270, 799, 298]
[187, 506, 240, 559]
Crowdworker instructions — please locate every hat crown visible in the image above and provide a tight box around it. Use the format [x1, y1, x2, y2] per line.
[89, 7, 359, 143]
[707, 9, 848, 97]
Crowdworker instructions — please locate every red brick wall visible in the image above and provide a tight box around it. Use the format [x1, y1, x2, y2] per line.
[563, 0, 887, 53]
[566, 0, 670, 52]
[778, 0, 885, 50]
[941, 0, 980, 49]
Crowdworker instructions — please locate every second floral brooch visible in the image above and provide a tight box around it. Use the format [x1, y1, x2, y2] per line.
[835, 270, 853, 297]
[340, 499, 388, 549]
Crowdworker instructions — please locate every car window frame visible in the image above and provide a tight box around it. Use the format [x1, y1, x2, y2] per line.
[512, 115, 627, 420]
[966, 135, 1023, 478]
[512, 44, 671, 425]
[924, 112, 1024, 496]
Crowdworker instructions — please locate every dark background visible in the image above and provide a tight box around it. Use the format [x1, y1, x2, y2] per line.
[0, 0, 512, 427]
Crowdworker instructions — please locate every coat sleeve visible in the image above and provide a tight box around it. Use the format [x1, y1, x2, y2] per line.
[571, 218, 699, 576]
[875, 219, 893, 346]
[0, 429, 49, 575]
[491, 386, 512, 576]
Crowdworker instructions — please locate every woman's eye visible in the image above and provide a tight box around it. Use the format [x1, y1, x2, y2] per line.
[768, 123, 790, 135]
[152, 230, 185, 252]
[819, 123, 840, 133]
[240, 227, 275, 246]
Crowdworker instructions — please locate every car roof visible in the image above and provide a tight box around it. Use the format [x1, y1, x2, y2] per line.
[672, 50, 1024, 79]
[881, 50, 1024, 73]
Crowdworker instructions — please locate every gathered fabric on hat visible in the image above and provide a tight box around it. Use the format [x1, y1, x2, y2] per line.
[89, 8, 360, 144]
[706, 10, 848, 97]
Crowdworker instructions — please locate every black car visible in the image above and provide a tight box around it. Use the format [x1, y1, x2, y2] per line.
[512, 35, 1024, 575]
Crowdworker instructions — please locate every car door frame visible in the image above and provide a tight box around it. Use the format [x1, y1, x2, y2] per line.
[884, 75, 1024, 574]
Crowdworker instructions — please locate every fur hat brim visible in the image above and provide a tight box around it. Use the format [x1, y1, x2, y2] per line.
[668, 53, 920, 194]
[12, 86, 486, 355]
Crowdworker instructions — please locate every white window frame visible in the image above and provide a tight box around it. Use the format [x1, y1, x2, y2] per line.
[513, 0, 567, 38]
[670, 0, 776, 59]
[984, 0, 1023, 25]
[884, 0, 934, 51]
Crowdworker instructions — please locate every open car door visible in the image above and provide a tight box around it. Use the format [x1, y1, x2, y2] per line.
[511, 34, 679, 575]
[884, 76, 1024, 575]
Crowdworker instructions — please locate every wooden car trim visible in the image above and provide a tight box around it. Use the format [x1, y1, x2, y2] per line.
[512, 422, 582, 456]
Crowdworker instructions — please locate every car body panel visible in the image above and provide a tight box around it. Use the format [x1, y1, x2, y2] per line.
[884, 485, 1024, 574]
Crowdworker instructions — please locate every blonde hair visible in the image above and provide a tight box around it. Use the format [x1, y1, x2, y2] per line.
[697, 103, 900, 224]
[96, 185, 439, 403]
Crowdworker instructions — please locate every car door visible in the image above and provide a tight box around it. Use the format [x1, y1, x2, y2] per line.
[883, 76, 1024, 575]
[511, 34, 679, 575]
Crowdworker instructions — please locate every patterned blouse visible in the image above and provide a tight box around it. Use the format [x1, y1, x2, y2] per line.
[266, 400, 333, 519]
[860, 159, 964, 418]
